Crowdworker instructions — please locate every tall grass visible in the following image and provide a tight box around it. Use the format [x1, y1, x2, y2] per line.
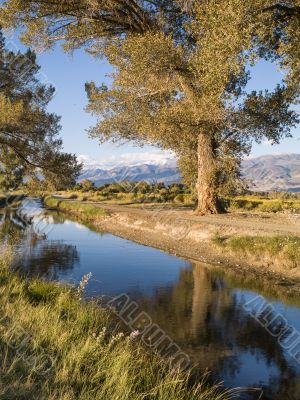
[0, 245, 232, 400]
[213, 234, 300, 264]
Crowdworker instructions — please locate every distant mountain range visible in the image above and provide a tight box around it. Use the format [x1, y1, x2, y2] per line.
[79, 161, 181, 186]
[242, 154, 300, 192]
[78, 153, 300, 192]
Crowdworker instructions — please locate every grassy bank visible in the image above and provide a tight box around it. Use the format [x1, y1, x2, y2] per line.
[0, 246, 231, 400]
[213, 234, 300, 265]
[44, 196, 107, 222]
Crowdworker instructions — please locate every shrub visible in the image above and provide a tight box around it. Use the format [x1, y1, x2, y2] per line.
[259, 201, 283, 213]
[80, 179, 95, 192]
[174, 194, 185, 204]
[134, 194, 146, 203]
[229, 199, 261, 211]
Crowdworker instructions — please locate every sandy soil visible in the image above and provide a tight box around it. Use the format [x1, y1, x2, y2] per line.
[99, 203, 300, 236]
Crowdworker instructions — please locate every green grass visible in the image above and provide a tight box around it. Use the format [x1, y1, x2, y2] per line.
[226, 196, 300, 214]
[0, 246, 231, 400]
[44, 196, 107, 221]
[213, 234, 300, 264]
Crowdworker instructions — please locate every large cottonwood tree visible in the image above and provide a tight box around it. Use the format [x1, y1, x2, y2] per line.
[1, 1, 299, 212]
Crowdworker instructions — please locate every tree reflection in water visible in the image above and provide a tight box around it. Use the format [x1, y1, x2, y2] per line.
[0, 210, 27, 244]
[0, 209, 80, 280]
[135, 263, 300, 400]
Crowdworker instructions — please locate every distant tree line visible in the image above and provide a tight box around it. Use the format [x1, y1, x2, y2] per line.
[76, 178, 300, 200]
[74, 179, 190, 203]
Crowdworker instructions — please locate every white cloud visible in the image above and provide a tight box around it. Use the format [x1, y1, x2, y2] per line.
[78, 151, 177, 169]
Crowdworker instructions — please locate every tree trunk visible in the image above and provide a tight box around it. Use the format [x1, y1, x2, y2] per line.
[195, 131, 222, 215]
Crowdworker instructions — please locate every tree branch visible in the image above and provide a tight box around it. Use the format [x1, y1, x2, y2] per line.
[262, 3, 300, 17]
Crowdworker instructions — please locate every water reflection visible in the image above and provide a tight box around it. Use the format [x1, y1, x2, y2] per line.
[0, 208, 80, 280]
[137, 263, 300, 399]
[1, 201, 300, 399]
[14, 241, 80, 280]
[0, 210, 28, 243]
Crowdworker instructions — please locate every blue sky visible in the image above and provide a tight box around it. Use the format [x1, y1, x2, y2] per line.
[5, 31, 300, 165]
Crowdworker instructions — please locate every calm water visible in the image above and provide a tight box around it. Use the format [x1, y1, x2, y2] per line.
[1, 199, 300, 400]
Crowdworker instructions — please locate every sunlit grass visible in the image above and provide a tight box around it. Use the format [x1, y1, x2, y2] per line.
[44, 196, 107, 221]
[226, 196, 300, 213]
[213, 234, 300, 264]
[0, 246, 232, 400]
[56, 190, 300, 214]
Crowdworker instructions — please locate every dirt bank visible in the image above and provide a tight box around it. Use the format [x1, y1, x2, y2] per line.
[46, 198, 300, 296]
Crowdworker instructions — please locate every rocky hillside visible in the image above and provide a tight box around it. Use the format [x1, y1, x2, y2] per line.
[242, 154, 300, 192]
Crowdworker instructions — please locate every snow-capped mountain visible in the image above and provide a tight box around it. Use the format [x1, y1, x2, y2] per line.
[79, 162, 181, 186]
[78, 153, 300, 191]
